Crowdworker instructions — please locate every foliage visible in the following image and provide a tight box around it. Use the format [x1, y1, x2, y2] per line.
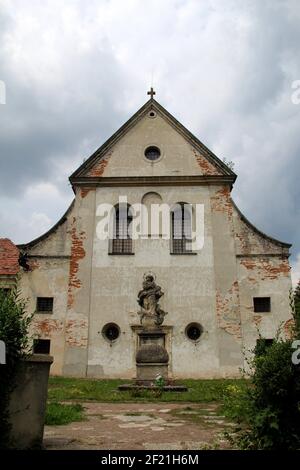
[152, 374, 165, 398]
[0, 288, 33, 448]
[128, 387, 147, 399]
[253, 337, 274, 358]
[155, 374, 165, 388]
[48, 376, 246, 403]
[293, 280, 300, 337]
[223, 286, 300, 450]
[222, 382, 252, 423]
[295, 280, 300, 303]
[45, 402, 85, 425]
[222, 157, 235, 171]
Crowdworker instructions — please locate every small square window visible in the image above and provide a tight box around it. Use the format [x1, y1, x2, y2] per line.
[36, 297, 53, 313]
[255, 338, 274, 356]
[33, 339, 50, 354]
[253, 297, 271, 313]
[0, 288, 11, 296]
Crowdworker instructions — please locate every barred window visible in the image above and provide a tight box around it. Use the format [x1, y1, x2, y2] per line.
[110, 204, 133, 254]
[36, 297, 53, 313]
[171, 203, 193, 254]
[253, 297, 271, 313]
[33, 339, 50, 354]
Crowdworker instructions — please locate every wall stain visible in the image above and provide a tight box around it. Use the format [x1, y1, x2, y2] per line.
[67, 217, 86, 307]
[65, 318, 88, 347]
[216, 281, 242, 340]
[34, 319, 64, 337]
[80, 188, 94, 198]
[211, 186, 233, 217]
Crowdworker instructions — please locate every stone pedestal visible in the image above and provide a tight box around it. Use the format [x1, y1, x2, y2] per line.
[7, 354, 53, 449]
[135, 328, 169, 384]
[136, 363, 168, 382]
[118, 324, 187, 392]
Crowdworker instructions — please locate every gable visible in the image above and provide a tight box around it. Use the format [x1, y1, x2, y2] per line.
[70, 99, 236, 185]
[232, 200, 291, 254]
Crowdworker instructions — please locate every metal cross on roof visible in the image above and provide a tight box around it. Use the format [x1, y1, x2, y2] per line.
[147, 87, 156, 99]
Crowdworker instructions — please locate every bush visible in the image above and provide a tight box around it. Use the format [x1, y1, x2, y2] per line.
[223, 287, 300, 450]
[222, 382, 252, 423]
[294, 280, 300, 337]
[0, 288, 33, 448]
[240, 341, 300, 449]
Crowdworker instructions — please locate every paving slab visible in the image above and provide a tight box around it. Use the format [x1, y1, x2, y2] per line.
[43, 402, 233, 450]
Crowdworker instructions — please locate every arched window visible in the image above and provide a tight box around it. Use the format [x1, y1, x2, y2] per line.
[110, 204, 133, 254]
[171, 203, 192, 254]
[141, 192, 163, 237]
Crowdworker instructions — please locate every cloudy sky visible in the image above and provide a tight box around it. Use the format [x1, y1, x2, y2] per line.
[0, 0, 299, 284]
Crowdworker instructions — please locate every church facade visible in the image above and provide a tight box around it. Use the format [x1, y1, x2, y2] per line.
[2, 95, 292, 378]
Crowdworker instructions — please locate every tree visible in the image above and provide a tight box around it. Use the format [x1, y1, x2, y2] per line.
[294, 280, 300, 335]
[0, 288, 33, 448]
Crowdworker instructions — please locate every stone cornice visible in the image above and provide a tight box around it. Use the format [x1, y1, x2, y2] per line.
[71, 175, 236, 187]
[236, 253, 291, 258]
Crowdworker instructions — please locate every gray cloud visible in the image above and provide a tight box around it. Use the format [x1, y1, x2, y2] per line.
[0, 0, 299, 282]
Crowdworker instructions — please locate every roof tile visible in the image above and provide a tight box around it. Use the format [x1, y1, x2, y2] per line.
[0, 238, 19, 275]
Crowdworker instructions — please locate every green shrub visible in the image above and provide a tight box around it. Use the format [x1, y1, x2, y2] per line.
[223, 286, 300, 450]
[241, 341, 300, 449]
[45, 402, 85, 425]
[222, 382, 252, 423]
[0, 288, 33, 448]
[294, 280, 300, 337]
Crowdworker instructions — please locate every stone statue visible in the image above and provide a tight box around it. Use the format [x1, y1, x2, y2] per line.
[137, 273, 167, 326]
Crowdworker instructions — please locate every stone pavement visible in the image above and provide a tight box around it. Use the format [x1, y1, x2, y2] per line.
[44, 402, 235, 450]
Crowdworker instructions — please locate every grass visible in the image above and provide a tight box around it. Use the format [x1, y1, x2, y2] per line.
[48, 377, 247, 403]
[45, 402, 85, 425]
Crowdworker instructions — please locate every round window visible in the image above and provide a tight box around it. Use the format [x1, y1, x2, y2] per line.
[185, 323, 203, 342]
[102, 323, 120, 342]
[148, 110, 157, 118]
[144, 146, 161, 161]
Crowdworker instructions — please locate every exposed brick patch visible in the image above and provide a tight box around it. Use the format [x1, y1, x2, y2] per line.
[28, 259, 40, 271]
[283, 318, 295, 339]
[216, 281, 242, 340]
[67, 218, 86, 308]
[65, 318, 88, 347]
[0, 238, 19, 275]
[80, 188, 94, 198]
[192, 149, 222, 175]
[33, 319, 64, 337]
[235, 232, 250, 254]
[240, 257, 290, 280]
[253, 315, 263, 327]
[211, 187, 233, 216]
[87, 151, 112, 177]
